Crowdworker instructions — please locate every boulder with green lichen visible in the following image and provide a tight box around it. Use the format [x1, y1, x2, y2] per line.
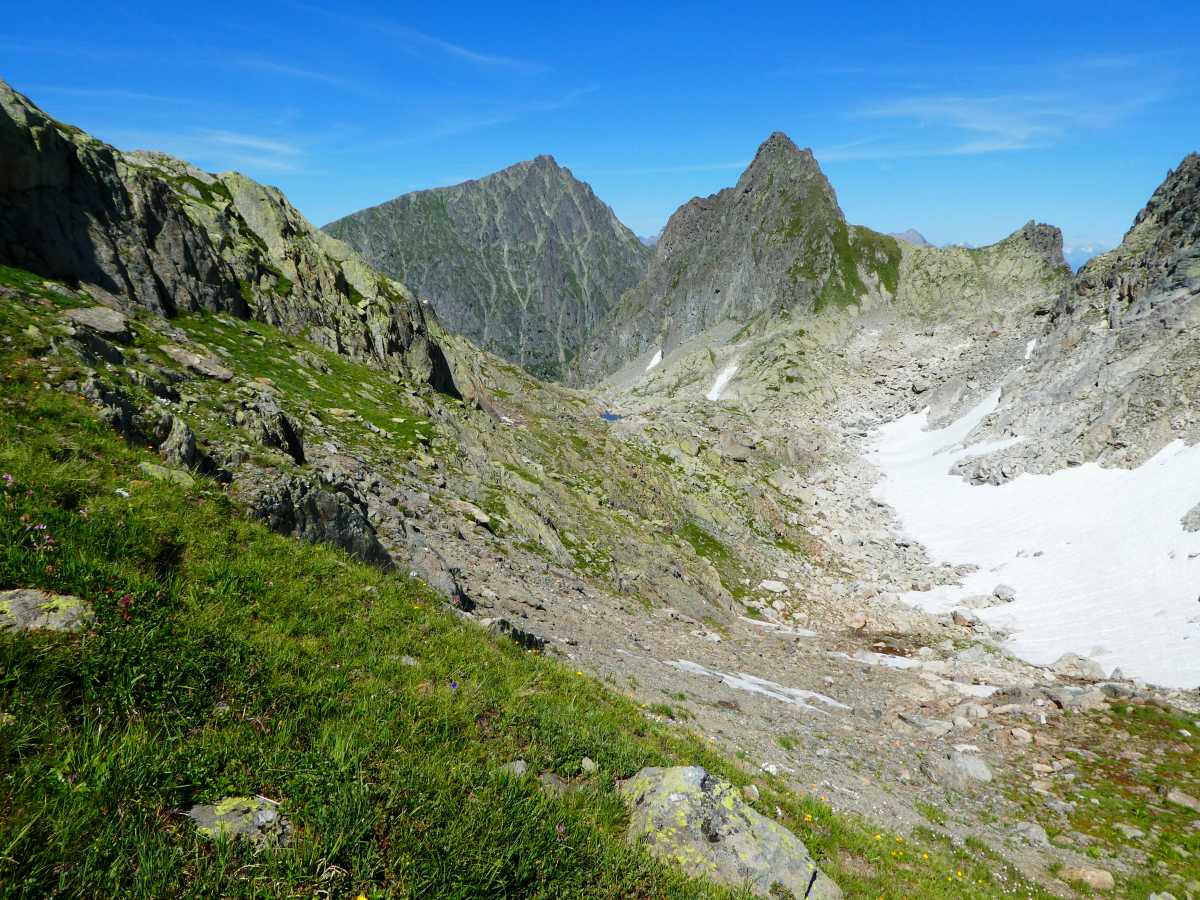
[619, 765, 841, 899]
[0, 589, 92, 632]
[186, 796, 290, 848]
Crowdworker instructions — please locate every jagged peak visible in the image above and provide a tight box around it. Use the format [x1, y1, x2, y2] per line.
[745, 131, 817, 172]
[1129, 151, 1200, 235]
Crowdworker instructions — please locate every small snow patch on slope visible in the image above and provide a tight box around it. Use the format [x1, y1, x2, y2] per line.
[644, 349, 663, 372]
[869, 390, 1200, 688]
[706, 364, 738, 401]
[1024, 338, 1037, 360]
[668, 660, 849, 711]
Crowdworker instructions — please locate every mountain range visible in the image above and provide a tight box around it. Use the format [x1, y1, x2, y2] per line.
[2, 75, 1200, 899]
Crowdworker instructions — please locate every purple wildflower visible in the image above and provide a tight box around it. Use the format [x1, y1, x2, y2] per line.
[450, 680, 459, 691]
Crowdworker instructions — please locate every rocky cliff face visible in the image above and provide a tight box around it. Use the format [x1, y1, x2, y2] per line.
[960, 155, 1200, 475]
[572, 133, 902, 383]
[323, 156, 651, 380]
[0, 79, 455, 393]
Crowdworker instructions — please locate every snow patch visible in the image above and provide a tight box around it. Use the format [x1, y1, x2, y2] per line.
[645, 349, 663, 372]
[1024, 338, 1037, 360]
[869, 390, 1200, 688]
[668, 660, 849, 711]
[738, 616, 817, 638]
[706, 364, 738, 401]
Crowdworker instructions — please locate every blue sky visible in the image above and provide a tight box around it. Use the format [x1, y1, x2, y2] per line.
[4, 0, 1197, 259]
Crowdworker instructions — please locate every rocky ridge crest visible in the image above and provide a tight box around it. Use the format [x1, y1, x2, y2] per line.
[0, 80, 455, 393]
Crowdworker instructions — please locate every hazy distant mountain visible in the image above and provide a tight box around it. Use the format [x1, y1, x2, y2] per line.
[639, 233, 660, 248]
[324, 156, 651, 380]
[888, 229, 933, 247]
[1063, 241, 1112, 271]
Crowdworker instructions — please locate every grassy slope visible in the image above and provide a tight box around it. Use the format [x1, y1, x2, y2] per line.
[0, 269, 1051, 898]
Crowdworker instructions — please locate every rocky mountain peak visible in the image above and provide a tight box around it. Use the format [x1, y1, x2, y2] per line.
[889, 229, 933, 248]
[736, 132, 828, 193]
[1130, 152, 1200, 244]
[324, 154, 651, 380]
[571, 134, 892, 382]
[1073, 152, 1199, 306]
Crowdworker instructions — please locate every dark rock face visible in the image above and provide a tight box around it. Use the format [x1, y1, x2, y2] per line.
[235, 393, 305, 465]
[236, 471, 394, 570]
[0, 79, 457, 395]
[572, 133, 902, 382]
[324, 155, 651, 380]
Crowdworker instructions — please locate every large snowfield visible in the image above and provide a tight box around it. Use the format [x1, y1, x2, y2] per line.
[869, 390, 1200, 689]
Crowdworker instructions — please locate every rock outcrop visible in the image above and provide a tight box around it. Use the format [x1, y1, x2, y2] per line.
[975, 154, 1200, 471]
[573, 133, 901, 382]
[324, 155, 651, 380]
[234, 471, 393, 570]
[893, 220, 1070, 325]
[0, 79, 456, 394]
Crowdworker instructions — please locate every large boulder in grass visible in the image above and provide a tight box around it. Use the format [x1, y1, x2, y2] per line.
[619, 766, 841, 899]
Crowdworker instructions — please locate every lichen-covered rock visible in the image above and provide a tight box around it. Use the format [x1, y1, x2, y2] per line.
[186, 796, 290, 848]
[619, 766, 841, 899]
[0, 589, 92, 632]
[137, 461, 195, 488]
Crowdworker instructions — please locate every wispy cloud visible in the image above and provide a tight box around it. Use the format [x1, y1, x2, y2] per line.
[830, 78, 1166, 162]
[0, 39, 127, 64]
[296, 4, 544, 73]
[368, 88, 591, 150]
[590, 161, 749, 176]
[106, 127, 306, 173]
[815, 53, 1174, 162]
[221, 54, 358, 89]
[18, 84, 183, 104]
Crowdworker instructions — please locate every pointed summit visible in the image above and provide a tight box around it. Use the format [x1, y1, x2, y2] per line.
[572, 133, 894, 381]
[745, 132, 814, 170]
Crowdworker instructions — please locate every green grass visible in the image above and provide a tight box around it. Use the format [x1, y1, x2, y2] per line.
[0, 277, 1055, 898]
[999, 701, 1200, 897]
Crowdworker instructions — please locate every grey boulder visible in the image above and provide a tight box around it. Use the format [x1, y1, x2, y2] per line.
[0, 589, 92, 632]
[620, 765, 841, 899]
[64, 306, 132, 342]
[186, 796, 290, 847]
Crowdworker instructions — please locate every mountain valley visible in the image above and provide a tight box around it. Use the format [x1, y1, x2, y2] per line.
[1, 76, 1199, 899]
